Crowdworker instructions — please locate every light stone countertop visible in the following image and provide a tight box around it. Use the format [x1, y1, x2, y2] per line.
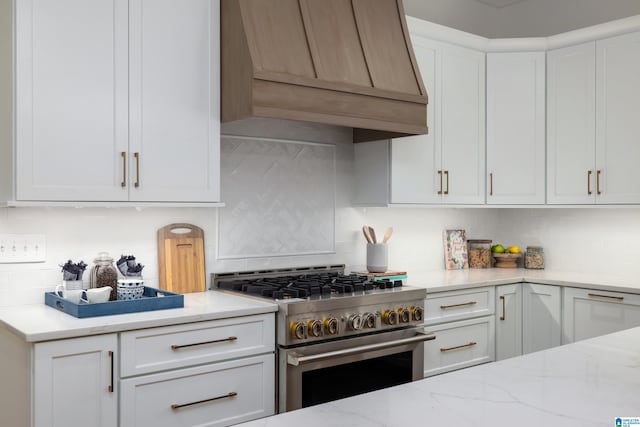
[404, 268, 640, 294]
[0, 290, 278, 342]
[238, 325, 640, 427]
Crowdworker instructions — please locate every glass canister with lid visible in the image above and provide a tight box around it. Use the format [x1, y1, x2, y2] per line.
[467, 240, 492, 269]
[89, 252, 119, 300]
[524, 246, 545, 269]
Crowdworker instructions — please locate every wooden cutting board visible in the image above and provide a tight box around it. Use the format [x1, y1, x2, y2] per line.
[158, 223, 206, 293]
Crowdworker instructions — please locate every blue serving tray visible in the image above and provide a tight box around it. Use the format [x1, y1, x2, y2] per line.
[44, 286, 184, 318]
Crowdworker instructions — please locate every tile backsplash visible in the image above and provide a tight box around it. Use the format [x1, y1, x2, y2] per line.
[3, 119, 640, 306]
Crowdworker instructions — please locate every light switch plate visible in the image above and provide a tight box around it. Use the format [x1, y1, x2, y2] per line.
[0, 234, 46, 263]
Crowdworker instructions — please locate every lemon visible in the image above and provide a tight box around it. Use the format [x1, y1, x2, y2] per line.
[491, 244, 505, 253]
[506, 245, 521, 254]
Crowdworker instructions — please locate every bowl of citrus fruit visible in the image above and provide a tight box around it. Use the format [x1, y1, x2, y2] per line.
[491, 244, 521, 268]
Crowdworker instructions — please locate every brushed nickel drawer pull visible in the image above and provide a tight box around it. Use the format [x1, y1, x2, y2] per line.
[587, 170, 592, 195]
[440, 341, 477, 352]
[120, 152, 127, 188]
[439, 301, 477, 310]
[171, 336, 237, 350]
[171, 392, 237, 410]
[489, 172, 493, 196]
[437, 170, 443, 195]
[500, 295, 505, 320]
[108, 351, 114, 393]
[588, 293, 624, 301]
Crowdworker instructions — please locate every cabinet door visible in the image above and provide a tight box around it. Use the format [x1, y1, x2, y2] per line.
[487, 52, 545, 204]
[547, 42, 596, 204]
[15, 0, 129, 201]
[522, 283, 561, 354]
[390, 37, 438, 204]
[495, 283, 522, 361]
[595, 31, 640, 204]
[439, 43, 485, 204]
[562, 287, 640, 344]
[34, 334, 118, 427]
[128, 0, 220, 202]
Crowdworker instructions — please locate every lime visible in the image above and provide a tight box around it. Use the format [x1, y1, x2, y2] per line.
[491, 244, 505, 253]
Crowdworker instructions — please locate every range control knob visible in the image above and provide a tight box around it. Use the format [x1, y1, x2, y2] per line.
[396, 308, 411, 323]
[290, 322, 306, 340]
[324, 317, 339, 335]
[307, 320, 323, 337]
[382, 310, 398, 326]
[363, 312, 376, 328]
[349, 314, 364, 330]
[410, 306, 424, 322]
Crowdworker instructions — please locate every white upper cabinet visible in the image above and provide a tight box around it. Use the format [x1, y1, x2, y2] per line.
[15, 0, 129, 201]
[487, 52, 546, 205]
[390, 37, 485, 205]
[547, 42, 596, 204]
[128, 0, 220, 202]
[13, 0, 220, 204]
[595, 31, 640, 204]
[548, 31, 640, 205]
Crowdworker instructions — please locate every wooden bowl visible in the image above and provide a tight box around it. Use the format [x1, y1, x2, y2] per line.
[492, 252, 522, 268]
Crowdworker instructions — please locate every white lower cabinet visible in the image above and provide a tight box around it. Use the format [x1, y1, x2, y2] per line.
[496, 283, 561, 361]
[34, 334, 118, 427]
[562, 287, 640, 344]
[120, 354, 274, 427]
[495, 284, 523, 360]
[423, 316, 495, 377]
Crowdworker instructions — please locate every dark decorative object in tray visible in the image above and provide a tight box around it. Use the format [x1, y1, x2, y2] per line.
[45, 287, 184, 318]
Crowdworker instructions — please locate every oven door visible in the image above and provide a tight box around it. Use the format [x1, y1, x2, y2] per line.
[278, 328, 435, 412]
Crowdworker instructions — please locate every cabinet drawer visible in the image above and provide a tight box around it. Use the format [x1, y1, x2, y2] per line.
[120, 314, 275, 377]
[120, 354, 275, 427]
[425, 287, 495, 325]
[563, 287, 640, 344]
[423, 316, 495, 377]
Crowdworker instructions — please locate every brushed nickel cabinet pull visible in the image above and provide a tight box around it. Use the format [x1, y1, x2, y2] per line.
[587, 170, 592, 195]
[439, 301, 477, 310]
[171, 336, 237, 350]
[596, 170, 602, 195]
[120, 152, 127, 188]
[134, 152, 140, 188]
[171, 392, 237, 410]
[588, 293, 624, 301]
[489, 173, 493, 196]
[444, 170, 449, 195]
[499, 295, 505, 320]
[440, 342, 477, 352]
[108, 351, 114, 393]
[437, 170, 443, 195]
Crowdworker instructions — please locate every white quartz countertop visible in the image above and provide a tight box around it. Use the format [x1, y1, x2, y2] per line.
[0, 290, 278, 342]
[404, 268, 640, 294]
[238, 325, 640, 427]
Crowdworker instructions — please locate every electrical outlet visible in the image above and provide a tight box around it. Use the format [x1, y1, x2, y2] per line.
[0, 234, 46, 263]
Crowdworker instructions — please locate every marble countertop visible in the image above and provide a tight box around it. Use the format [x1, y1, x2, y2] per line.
[403, 268, 640, 294]
[238, 325, 640, 427]
[0, 290, 278, 342]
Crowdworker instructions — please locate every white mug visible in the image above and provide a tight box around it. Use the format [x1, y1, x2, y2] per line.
[82, 287, 111, 303]
[55, 284, 85, 304]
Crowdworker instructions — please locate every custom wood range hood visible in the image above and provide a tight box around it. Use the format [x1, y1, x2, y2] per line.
[221, 0, 428, 142]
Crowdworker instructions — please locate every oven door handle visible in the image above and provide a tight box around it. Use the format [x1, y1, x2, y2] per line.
[286, 332, 436, 367]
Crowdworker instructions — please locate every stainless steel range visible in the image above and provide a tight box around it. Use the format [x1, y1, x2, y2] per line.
[212, 265, 433, 413]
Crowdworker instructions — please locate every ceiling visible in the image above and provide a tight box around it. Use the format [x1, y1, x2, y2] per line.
[474, 0, 528, 8]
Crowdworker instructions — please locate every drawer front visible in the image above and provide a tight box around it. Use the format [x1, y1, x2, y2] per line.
[120, 314, 275, 377]
[563, 287, 640, 344]
[423, 316, 495, 377]
[425, 287, 495, 325]
[120, 354, 275, 427]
